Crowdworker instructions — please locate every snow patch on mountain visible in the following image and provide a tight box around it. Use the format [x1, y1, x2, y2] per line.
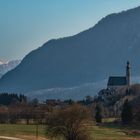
[0, 60, 7, 65]
[0, 60, 21, 78]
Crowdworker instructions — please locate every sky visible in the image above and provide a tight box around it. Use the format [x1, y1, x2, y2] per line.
[1, 0, 140, 61]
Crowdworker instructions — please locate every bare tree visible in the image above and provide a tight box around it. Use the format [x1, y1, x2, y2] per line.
[46, 104, 93, 140]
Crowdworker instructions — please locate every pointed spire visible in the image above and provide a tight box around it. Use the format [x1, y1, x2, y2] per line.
[126, 61, 131, 86]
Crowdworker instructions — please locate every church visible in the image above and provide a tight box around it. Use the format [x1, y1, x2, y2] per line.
[107, 61, 131, 89]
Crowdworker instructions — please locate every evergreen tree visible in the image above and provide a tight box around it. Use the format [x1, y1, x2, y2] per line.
[121, 99, 133, 124]
[95, 105, 102, 123]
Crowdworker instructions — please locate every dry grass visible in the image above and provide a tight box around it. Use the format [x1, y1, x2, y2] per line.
[0, 120, 140, 140]
[17, 135, 48, 140]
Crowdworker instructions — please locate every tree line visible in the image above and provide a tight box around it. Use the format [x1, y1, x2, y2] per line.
[0, 93, 26, 105]
[0, 91, 139, 140]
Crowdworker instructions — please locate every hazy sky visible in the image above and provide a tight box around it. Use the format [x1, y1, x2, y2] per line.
[1, 0, 140, 61]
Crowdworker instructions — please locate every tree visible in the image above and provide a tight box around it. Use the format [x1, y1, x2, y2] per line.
[85, 96, 93, 105]
[46, 104, 93, 140]
[95, 105, 102, 123]
[121, 99, 133, 124]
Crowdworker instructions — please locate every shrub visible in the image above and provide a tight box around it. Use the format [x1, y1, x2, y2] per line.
[46, 104, 93, 140]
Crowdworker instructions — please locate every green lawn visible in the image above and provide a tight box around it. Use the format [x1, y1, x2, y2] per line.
[0, 122, 139, 140]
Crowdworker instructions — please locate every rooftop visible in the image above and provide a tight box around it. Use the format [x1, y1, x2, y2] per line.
[107, 76, 127, 86]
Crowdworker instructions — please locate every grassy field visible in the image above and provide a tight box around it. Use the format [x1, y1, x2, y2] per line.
[91, 118, 140, 140]
[91, 124, 140, 140]
[0, 121, 139, 140]
[0, 124, 45, 136]
[0, 124, 47, 140]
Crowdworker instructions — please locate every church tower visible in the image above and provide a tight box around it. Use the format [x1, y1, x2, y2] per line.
[126, 61, 131, 86]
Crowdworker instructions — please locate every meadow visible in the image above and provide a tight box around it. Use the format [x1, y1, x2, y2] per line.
[0, 121, 139, 140]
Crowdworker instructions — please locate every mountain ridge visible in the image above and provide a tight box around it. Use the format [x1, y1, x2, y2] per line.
[1, 6, 140, 94]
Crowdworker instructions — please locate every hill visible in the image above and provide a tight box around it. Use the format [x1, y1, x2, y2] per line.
[97, 84, 140, 118]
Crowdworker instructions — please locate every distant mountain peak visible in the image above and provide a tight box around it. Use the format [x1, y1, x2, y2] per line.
[0, 60, 21, 78]
[0, 60, 8, 65]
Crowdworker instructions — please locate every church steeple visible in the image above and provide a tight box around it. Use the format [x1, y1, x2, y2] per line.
[126, 61, 131, 86]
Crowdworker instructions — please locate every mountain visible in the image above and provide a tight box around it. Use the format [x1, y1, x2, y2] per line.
[0, 60, 5, 65]
[1, 6, 140, 95]
[0, 60, 21, 79]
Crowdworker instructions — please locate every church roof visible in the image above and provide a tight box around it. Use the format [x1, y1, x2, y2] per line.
[107, 76, 127, 86]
